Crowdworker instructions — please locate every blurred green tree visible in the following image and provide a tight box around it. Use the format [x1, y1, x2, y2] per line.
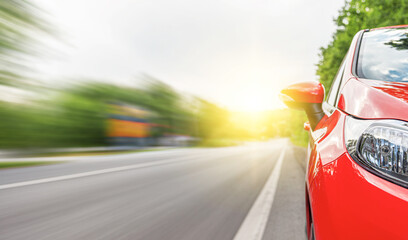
[0, 0, 50, 86]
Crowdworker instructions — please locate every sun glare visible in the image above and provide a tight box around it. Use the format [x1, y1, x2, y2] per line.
[230, 90, 285, 112]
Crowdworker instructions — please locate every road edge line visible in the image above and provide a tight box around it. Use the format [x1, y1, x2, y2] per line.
[233, 142, 287, 240]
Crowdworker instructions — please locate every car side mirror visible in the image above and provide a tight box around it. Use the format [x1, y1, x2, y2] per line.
[280, 81, 325, 130]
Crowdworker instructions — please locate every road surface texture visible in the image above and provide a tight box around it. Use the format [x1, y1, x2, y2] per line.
[0, 139, 307, 240]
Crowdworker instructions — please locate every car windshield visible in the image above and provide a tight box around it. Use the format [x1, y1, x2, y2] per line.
[358, 27, 408, 82]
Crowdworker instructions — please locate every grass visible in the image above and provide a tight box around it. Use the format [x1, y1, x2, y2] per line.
[0, 161, 63, 169]
[30, 148, 168, 158]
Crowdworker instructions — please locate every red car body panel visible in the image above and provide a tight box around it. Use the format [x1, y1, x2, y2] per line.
[308, 108, 408, 239]
[339, 78, 408, 120]
[305, 25, 408, 240]
[311, 152, 408, 239]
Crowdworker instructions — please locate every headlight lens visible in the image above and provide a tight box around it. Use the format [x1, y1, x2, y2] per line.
[345, 116, 408, 187]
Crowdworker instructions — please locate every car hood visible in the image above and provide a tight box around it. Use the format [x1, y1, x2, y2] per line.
[338, 78, 408, 120]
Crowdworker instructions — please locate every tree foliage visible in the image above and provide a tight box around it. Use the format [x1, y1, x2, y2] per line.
[317, 0, 408, 91]
[0, 0, 50, 86]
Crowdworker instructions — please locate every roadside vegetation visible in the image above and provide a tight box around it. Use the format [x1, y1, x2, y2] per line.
[0, 161, 63, 169]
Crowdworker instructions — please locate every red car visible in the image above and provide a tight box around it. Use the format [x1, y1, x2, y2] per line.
[280, 25, 408, 240]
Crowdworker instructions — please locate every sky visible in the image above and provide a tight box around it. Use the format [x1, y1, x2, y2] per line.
[33, 0, 344, 111]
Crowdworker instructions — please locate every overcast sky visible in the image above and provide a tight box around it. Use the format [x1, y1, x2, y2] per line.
[33, 0, 344, 111]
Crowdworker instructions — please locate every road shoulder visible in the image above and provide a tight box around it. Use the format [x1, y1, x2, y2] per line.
[262, 144, 307, 240]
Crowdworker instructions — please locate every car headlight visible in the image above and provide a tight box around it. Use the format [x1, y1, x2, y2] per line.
[345, 116, 408, 187]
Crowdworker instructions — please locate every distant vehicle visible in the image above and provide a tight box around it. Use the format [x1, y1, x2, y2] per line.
[280, 25, 408, 240]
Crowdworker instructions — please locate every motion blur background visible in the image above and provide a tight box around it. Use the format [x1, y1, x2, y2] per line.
[1, 1, 408, 240]
[0, 0, 407, 152]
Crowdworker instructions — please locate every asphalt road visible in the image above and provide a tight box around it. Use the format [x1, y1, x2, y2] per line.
[0, 139, 306, 240]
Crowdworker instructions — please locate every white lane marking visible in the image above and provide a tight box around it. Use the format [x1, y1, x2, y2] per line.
[0, 157, 188, 190]
[0, 146, 263, 190]
[233, 144, 287, 240]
